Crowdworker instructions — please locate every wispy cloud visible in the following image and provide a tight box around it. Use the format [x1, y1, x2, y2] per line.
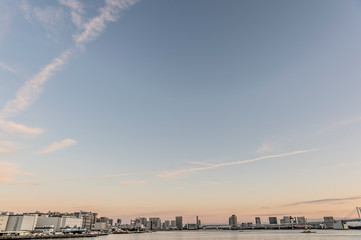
[284, 196, 361, 206]
[58, 0, 84, 28]
[1, 0, 137, 121]
[316, 115, 361, 134]
[0, 161, 36, 184]
[256, 141, 278, 154]
[74, 0, 138, 47]
[0, 61, 18, 74]
[20, 0, 65, 36]
[0, 119, 44, 135]
[37, 138, 77, 154]
[119, 180, 145, 185]
[0, 49, 72, 119]
[158, 149, 317, 178]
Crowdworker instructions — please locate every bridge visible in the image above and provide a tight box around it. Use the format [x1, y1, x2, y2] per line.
[334, 207, 361, 230]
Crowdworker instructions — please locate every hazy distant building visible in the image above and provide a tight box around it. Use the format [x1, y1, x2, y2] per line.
[116, 219, 122, 227]
[185, 224, 197, 230]
[255, 217, 261, 226]
[323, 216, 334, 229]
[175, 216, 183, 230]
[92, 222, 107, 231]
[164, 220, 170, 229]
[229, 215, 238, 229]
[149, 218, 161, 230]
[296, 216, 306, 225]
[282, 216, 293, 225]
[6, 215, 38, 232]
[171, 220, 176, 228]
[269, 217, 277, 225]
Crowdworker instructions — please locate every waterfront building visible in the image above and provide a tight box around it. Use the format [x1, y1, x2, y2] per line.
[73, 211, 97, 230]
[296, 216, 306, 225]
[139, 218, 147, 228]
[282, 216, 293, 225]
[164, 220, 170, 229]
[36, 216, 82, 231]
[171, 220, 176, 228]
[116, 219, 122, 227]
[149, 217, 162, 230]
[0, 215, 9, 232]
[92, 222, 107, 231]
[185, 223, 197, 230]
[175, 216, 183, 230]
[255, 217, 261, 226]
[108, 219, 113, 226]
[269, 217, 277, 225]
[228, 215, 238, 229]
[5, 215, 38, 232]
[323, 216, 334, 229]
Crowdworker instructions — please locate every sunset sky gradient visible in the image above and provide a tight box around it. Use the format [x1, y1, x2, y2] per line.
[1, 0, 361, 224]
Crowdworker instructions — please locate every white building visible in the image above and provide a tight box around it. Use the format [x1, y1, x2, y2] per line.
[36, 216, 82, 231]
[0, 215, 9, 232]
[92, 222, 107, 231]
[5, 215, 38, 232]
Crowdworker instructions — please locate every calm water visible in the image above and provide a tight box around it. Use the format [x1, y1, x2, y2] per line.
[93, 230, 361, 240]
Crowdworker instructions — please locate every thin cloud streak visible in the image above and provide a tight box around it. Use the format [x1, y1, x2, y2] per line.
[37, 138, 77, 154]
[58, 0, 84, 28]
[158, 149, 317, 178]
[74, 0, 138, 47]
[0, 49, 72, 119]
[0, 0, 138, 140]
[0, 61, 18, 74]
[0, 119, 44, 135]
[284, 196, 361, 206]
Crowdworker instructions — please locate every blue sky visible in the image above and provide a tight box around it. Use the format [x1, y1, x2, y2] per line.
[1, 0, 361, 223]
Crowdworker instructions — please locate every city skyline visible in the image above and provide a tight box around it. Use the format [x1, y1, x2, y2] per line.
[1, 0, 361, 224]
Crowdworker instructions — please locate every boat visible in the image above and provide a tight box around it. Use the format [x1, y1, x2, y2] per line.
[302, 229, 316, 233]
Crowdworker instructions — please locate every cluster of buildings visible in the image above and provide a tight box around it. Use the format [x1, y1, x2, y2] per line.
[0, 209, 344, 236]
[227, 214, 336, 229]
[0, 211, 203, 236]
[119, 216, 202, 231]
[0, 210, 112, 236]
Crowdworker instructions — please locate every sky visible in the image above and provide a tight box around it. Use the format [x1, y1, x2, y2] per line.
[1, 0, 361, 224]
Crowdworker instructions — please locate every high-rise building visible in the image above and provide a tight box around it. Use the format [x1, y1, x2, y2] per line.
[228, 215, 238, 229]
[175, 216, 183, 230]
[149, 218, 161, 230]
[269, 217, 277, 225]
[164, 220, 170, 229]
[116, 219, 122, 226]
[255, 217, 261, 226]
[171, 220, 176, 228]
